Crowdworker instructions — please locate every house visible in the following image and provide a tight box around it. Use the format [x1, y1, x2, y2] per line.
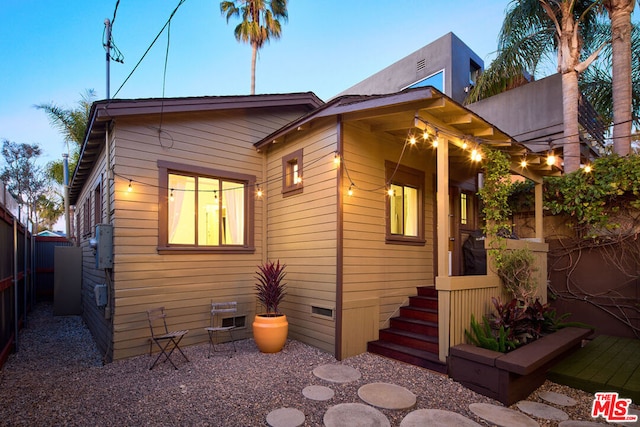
[69, 86, 554, 368]
[336, 32, 483, 105]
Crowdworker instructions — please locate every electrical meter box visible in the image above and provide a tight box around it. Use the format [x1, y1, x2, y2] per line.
[95, 224, 114, 269]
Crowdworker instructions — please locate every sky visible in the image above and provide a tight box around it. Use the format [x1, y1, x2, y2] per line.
[1, 0, 518, 167]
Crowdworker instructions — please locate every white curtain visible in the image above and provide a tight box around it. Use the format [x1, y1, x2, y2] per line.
[168, 175, 194, 244]
[223, 181, 244, 244]
[404, 186, 418, 237]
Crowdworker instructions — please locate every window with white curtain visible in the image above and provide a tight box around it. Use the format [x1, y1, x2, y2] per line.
[385, 161, 425, 245]
[158, 161, 255, 252]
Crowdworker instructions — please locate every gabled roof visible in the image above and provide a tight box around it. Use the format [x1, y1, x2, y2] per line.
[69, 92, 323, 204]
[256, 87, 516, 149]
[255, 87, 561, 181]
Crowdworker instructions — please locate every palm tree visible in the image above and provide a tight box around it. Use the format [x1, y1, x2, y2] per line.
[580, 17, 640, 153]
[220, 0, 288, 95]
[603, 0, 636, 155]
[467, 0, 604, 173]
[35, 89, 95, 184]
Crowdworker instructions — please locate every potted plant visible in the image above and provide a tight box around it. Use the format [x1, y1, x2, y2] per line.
[252, 260, 288, 353]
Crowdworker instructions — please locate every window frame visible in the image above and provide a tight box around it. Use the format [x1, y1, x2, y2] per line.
[385, 161, 426, 246]
[282, 148, 303, 196]
[157, 160, 255, 254]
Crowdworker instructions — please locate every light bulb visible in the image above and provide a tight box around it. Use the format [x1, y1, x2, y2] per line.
[387, 188, 394, 197]
[546, 154, 556, 166]
[347, 185, 353, 196]
[257, 188, 263, 197]
[127, 180, 132, 192]
[409, 135, 417, 145]
[334, 153, 340, 165]
[584, 165, 592, 173]
[520, 159, 527, 168]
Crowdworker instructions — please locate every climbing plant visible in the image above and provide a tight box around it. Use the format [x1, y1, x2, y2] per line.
[478, 146, 513, 270]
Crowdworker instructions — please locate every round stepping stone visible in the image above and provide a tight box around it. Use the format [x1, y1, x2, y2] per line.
[358, 382, 416, 410]
[302, 385, 334, 401]
[266, 407, 305, 427]
[517, 401, 569, 421]
[312, 364, 361, 383]
[539, 391, 578, 407]
[469, 403, 539, 427]
[323, 403, 390, 427]
[559, 422, 606, 427]
[400, 409, 483, 427]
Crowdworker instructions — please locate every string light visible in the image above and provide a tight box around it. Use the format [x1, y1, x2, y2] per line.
[127, 180, 133, 192]
[546, 153, 556, 166]
[387, 187, 395, 197]
[347, 184, 353, 196]
[257, 187, 263, 197]
[169, 188, 174, 202]
[461, 139, 468, 150]
[432, 132, 439, 148]
[470, 148, 482, 162]
[334, 152, 340, 165]
[409, 135, 417, 145]
[520, 154, 528, 168]
[422, 130, 429, 140]
[584, 164, 592, 173]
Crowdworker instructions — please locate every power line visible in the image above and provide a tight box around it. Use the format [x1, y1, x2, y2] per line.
[112, 0, 187, 99]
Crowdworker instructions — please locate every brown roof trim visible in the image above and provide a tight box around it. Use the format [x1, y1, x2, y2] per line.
[69, 92, 324, 204]
[93, 92, 324, 119]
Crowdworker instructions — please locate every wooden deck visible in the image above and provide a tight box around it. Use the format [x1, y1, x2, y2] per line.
[548, 335, 640, 403]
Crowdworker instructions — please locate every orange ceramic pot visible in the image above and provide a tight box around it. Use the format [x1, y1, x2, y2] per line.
[252, 314, 288, 353]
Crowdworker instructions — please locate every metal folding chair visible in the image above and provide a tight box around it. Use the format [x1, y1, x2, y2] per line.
[204, 301, 237, 357]
[147, 307, 189, 370]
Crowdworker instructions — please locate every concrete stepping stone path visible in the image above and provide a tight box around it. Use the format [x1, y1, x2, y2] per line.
[323, 403, 390, 427]
[302, 385, 334, 401]
[516, 400, 569, 421]
[357, 382, 417, 410]
[538, 391, 578, 407]
[400, 409, 483, 427]
[469, 402, 539, 427]
[312, 364, 361, 383]
[265, 407, 305, 427]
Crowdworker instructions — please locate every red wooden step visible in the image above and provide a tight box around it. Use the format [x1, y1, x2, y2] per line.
[417, 286, 437, 297]
[409, 295, 438, 310]
[378, 328, 439, 354]
[399, 306, 438, 323]
[390, 317, 439, 337]
[367, 340, 447, 374]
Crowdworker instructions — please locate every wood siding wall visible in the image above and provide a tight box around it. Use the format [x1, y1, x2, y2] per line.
[76, 143, 111, 360]
[77, 108, 304, 360]
[264, 117, 339, 354]
[341, 122, 436, 358]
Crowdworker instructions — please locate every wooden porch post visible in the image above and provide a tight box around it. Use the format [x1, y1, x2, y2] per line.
[436, 138, 450, 363]
[535, 181, 544, 241]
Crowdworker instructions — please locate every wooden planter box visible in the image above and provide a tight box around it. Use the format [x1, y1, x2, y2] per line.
[448, 327, 592, 405]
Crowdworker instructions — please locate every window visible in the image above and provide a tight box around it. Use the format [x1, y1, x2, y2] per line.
[158, 161, 255, 253]
[405, 70, 444, 92]
[94, 181, 103, 226]
[385, 161, 425, 245]
[282, 148, 303, 196]
[469, 59, 481, 86]
[460, 193, 468, 225]
[82, 195, 91, 238]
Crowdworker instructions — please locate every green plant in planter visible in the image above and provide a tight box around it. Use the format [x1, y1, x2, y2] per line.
[254, 260, 287, 316]
[253, 260, 289, 353]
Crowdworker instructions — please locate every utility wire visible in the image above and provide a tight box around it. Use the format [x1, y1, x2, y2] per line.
[112, 0, 187, 99]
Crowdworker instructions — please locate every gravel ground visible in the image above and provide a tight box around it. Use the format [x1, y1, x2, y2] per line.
[0, 303, 617, 426]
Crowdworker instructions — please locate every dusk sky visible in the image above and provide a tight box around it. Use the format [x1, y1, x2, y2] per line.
[1, 0, 628, 167]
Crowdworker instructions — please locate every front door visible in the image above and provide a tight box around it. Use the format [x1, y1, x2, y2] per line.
[449, 184, 479, 276]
